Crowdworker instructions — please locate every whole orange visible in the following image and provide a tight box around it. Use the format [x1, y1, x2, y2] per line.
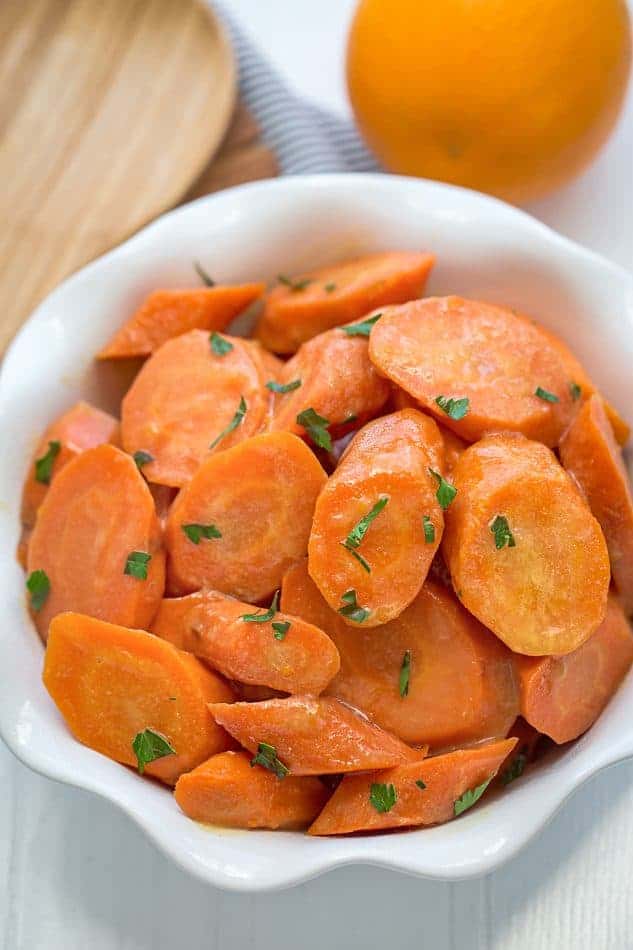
[347, 0, 631, 202]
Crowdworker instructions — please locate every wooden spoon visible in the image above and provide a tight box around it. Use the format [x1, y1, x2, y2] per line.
[0, 0, 236, 353]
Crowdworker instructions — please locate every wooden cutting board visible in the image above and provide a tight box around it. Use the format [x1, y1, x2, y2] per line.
[0, 0, 277, 355]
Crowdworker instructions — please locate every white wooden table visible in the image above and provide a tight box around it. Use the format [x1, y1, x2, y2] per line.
[2, 2, 632, 947]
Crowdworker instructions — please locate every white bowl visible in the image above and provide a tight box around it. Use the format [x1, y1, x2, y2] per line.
[1, 174, 633, 892]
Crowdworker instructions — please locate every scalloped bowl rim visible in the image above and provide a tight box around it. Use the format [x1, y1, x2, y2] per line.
[1, 173, 633, 892]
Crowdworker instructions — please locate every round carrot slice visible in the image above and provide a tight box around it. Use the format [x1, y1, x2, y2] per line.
[443, 433, 610, 656]
[98, 284, 265, 359]
[174, 750, 328, 829]
[121, 330, 267, 487]
[515, 594, 633, 743]
[308, 737, 516, 836]
[369, 296, 575, 445]
[308, 410, 445, 627]
[44, 612, 233, 784]
[27, 444, 165, 641]
[281, 561, 518, 748]
[208, 695, 417, 775]
[21, 401, 119, 533]
[165, 432, 327, 602]
[256, 251, 435, 353]
[268, 327, 390, 437]
[151, 589, 340, 695]
[560, 395, 633, 615]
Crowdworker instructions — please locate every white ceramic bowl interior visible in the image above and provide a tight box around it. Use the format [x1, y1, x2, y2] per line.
[1, 174, 633, 892]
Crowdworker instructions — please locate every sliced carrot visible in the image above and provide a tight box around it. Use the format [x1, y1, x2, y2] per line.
[369, 297, 576, 446]
[27, 444, 165, 641]
[165, 432, 327, 602]
[443, 433, 610, 656]
[174, 750, 328, 828]
[559, 395, 633, 614]
[268, 328, 390, 436]
[308, 410, 445, 627]
[20, 401, 119, 534]
[515, 593, 633, 744]
[308, 737, 516, 835]
[43, 612, 234, 784]
[256, 251, 435, 353]
[390, 389, 467, 470]
[120, 330, 268, 487]
[537, 324, 630, 446]
[97, 285, 265, 359]
[281, 561, 518, 748]
[151, 589, 340, 695]
[208, 695, 418, 775]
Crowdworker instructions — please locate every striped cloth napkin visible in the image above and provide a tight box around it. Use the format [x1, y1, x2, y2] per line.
[217, 4, 379, 175]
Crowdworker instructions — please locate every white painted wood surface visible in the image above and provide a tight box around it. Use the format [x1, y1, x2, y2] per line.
[2, 1, 633, 946]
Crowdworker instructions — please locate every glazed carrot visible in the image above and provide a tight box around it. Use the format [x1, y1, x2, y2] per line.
[165, 432, 327, 602]
[208, 695, 419, 775]
[121, 330, 268, 486]
[369, 297, 576, 446]
[308, 738, 516, 835]
[151, 589, 340, 694]
[256, 251, 434, 353]
[281, 562, 518, 748]
[43, 612, 234, 784]
[27, 444, 165, 641]
[559, 395, 633, 614]
[390, 389, 467, 470]
[97, 285, 265, 359]
[515, 593, 633, 744]
[537, 324, 630, 446]
[20, 401, 119, 535]
[443, 433, 610, 655]
[174, 750, 328, 828]
[268, 328, 390, 436]
[308, 410, 445, 627]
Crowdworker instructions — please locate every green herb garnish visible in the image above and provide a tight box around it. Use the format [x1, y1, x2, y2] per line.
[296, 407, 332, 451]
[272, 620, 291, 640]
[34, 440, 61, 485]
[399, 650, 411, 698]
[490, 515, 516, 550]
[534, 387, 559, 403]
[454, 777, 492, 816]
[501, 750, 527, 785]
[210, 396, 247, 449]
[429, 469, 457, 509]
[124, 551, 151, 580]
[569, 382, 582, 401]
[415, 779, 427, 791]
[341, 545, 371, 573]
[250, 741, 289, 779]
[181, 523, 222, 544]
[369, 782, 398, 813]
[341, 313, 382, 338]
[194, 261, 215, 286]
[423, 515, 435, 543]
[278, 274, 311, 292]
[266, 379, 301, 394]
[344, 498, 388, 553]
[133, 450, 154, 471]
[210, 332, 233, 356]
[241, 591, 279, 623]
[324, 282, 337, 293]
[338, 589, 369, 623]
[132, 729, 176, 774]
[26, 569, 50, 612]
[434, 395, 470, 421]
